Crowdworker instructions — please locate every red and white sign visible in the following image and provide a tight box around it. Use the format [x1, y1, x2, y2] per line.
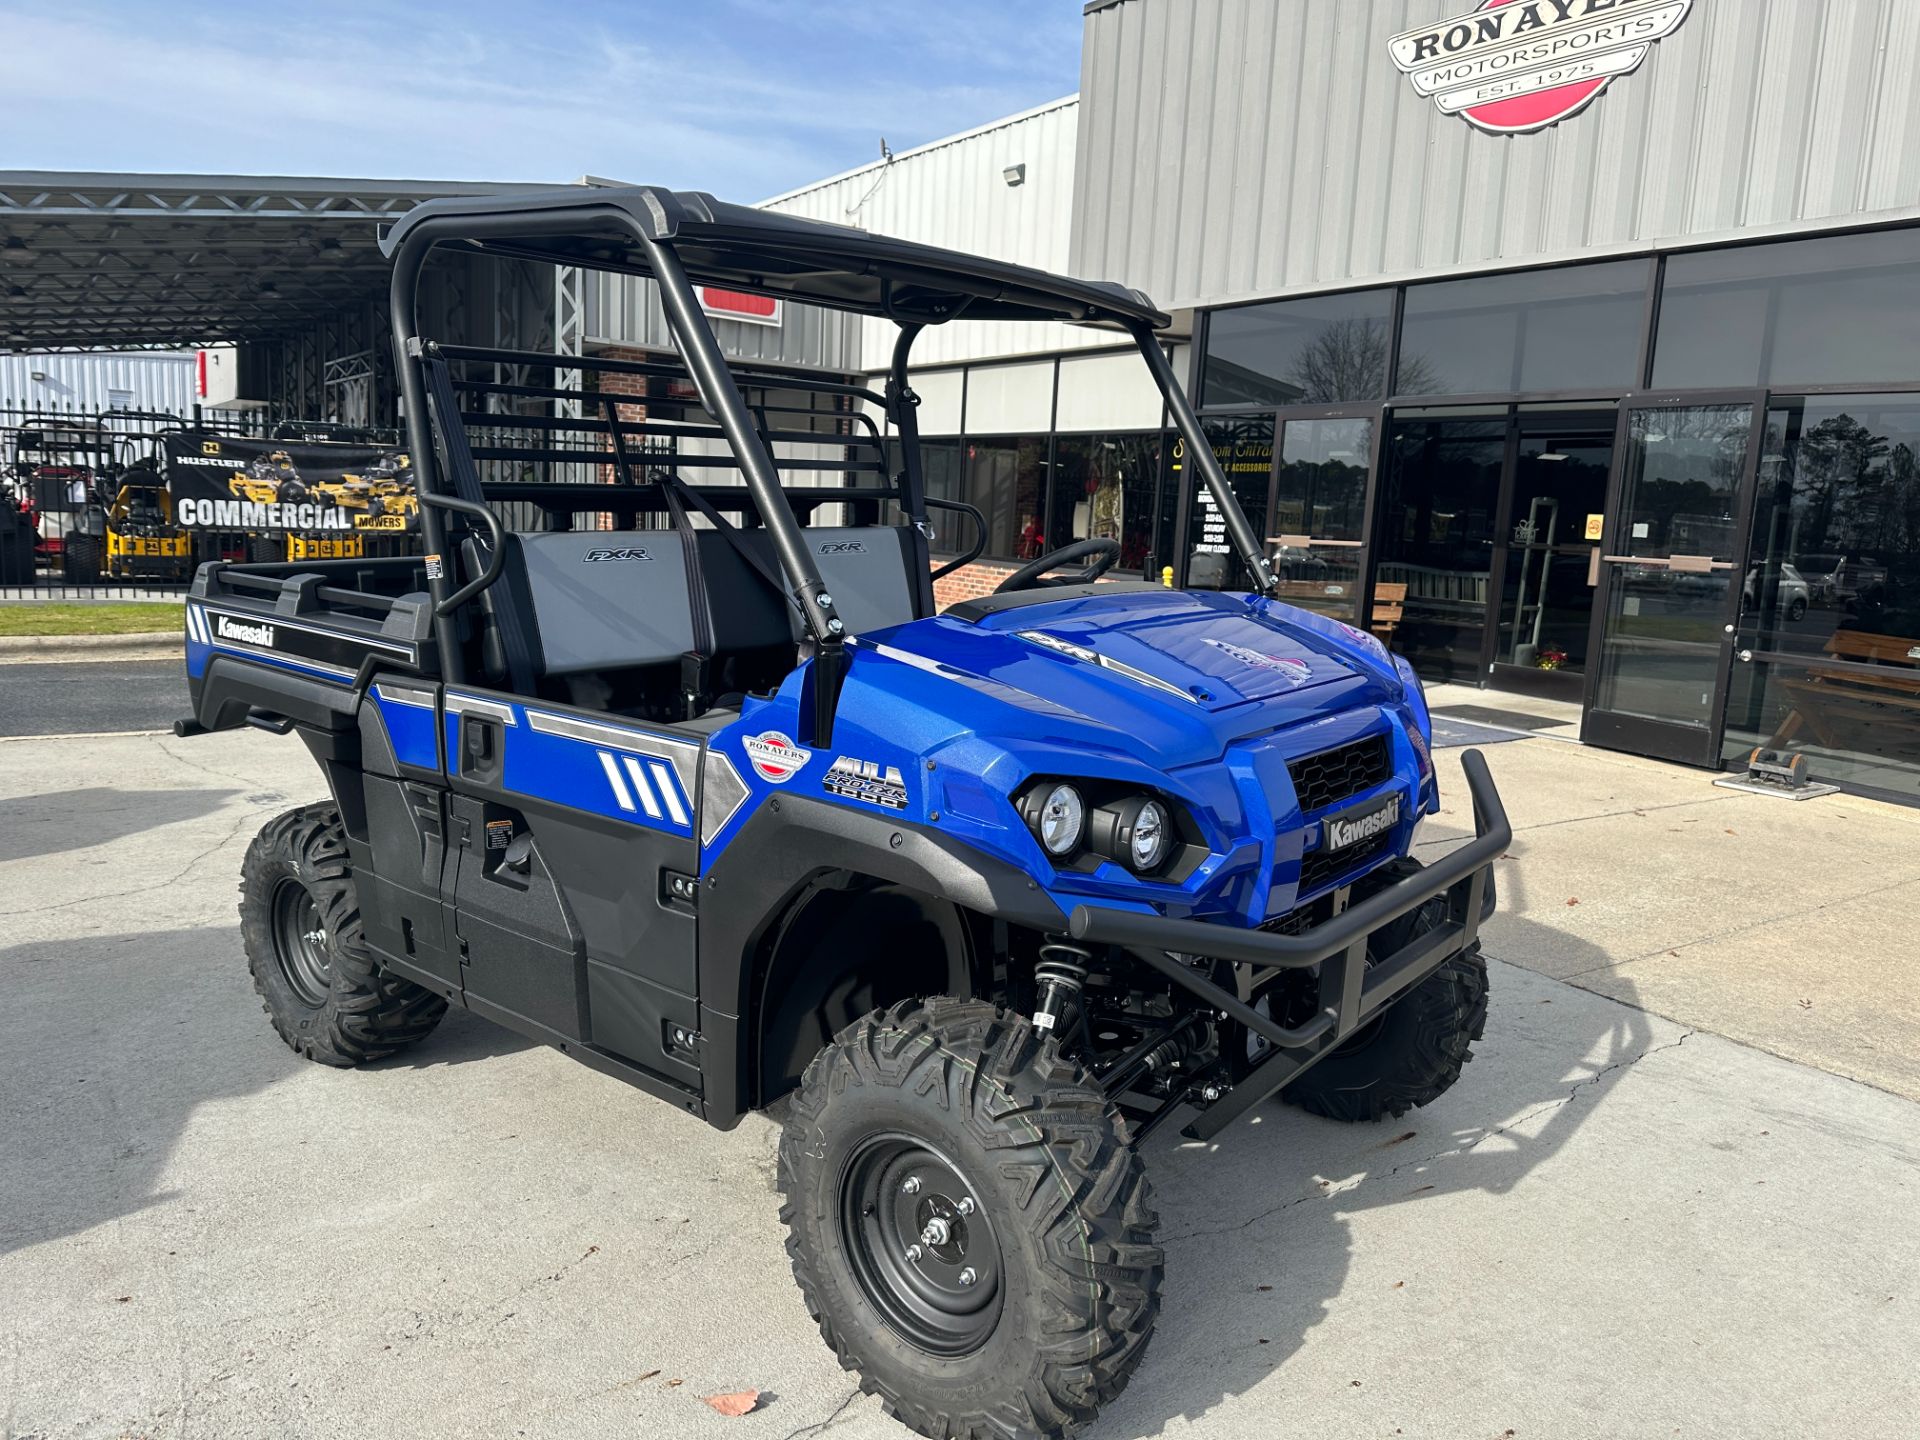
[743, 730, 811, 783]
[698, 286, 783, 328]
[1389, 0, 1692, 135]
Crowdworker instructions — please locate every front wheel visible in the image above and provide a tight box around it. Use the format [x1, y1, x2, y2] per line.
[778, 998, 1161, 1440]
[239, 803, 446, 1066]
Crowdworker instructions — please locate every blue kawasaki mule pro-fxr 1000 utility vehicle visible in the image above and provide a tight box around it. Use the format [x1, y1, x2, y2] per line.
[177, 189, 1509, 1440]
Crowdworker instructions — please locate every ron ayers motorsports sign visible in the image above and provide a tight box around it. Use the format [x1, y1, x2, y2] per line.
[1389, 0, 1693, 135]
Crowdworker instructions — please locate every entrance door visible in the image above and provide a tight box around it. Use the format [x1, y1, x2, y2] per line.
[1376, 414, 1506, 681]
[1489, 419, 1613, 698]
[1583, 397, 1764, 766]
[1270, 414, 1375, 623]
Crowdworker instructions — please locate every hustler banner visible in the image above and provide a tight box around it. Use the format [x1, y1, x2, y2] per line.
[163, 433, 418, 534]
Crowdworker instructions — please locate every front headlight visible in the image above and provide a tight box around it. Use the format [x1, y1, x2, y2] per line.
[1021, 782, 1086, 856]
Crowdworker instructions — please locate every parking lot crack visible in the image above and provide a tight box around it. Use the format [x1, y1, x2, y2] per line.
[0, 808, 252, 916]
[777, 1386, 863, 1440]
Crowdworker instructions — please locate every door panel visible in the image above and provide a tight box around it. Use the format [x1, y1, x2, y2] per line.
[1583, 399, 1762, 766]
[439, 686, 704, 1087]
[1491, 423, 1613, 693]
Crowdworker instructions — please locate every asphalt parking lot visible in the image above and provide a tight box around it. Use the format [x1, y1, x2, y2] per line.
[3, 696, 1918, 1439]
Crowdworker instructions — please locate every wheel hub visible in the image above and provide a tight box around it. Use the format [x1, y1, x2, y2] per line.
[269, 878, 333, 1008]
[838, 1134, 1004, 1357]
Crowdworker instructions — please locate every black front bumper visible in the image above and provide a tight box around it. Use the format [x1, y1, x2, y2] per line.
[1069, 748, 1510, 1141]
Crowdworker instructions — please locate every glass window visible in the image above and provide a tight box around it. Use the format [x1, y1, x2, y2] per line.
[1269, 417, 1373, 621]
[890, 438, 971, 553]
[1654, 229, 1920, 390]
[1045, 432, 1163, 576]
[1183, 417, 1273, 590]
[1722, 393, 1920, 801]
[964, 435, 1049, 562]
[1201, 290, 1396, 407]
[1397, 260, 1648, 396]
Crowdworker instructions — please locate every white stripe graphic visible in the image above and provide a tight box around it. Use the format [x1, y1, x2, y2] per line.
[597, 751, 636, 812]
[620, 756, 662, 819]
[186, 606, 206, 643]
[650, 761, 688, 826]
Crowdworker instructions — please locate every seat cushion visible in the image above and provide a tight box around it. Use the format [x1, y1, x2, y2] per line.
[508, 531, 698, 676]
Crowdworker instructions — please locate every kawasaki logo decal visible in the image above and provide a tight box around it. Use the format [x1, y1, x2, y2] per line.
[743, 730, 811, 783]
[1324, 795, 1402, 851]
[1388, 0, 1691, 135]
[215, 615, 276, 647]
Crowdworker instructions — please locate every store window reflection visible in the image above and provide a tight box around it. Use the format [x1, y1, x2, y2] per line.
[964, 436, 1049, 560]
[1724, 394, 1920, 801]
[1376, 419, 1504, 679]
[1045, 433, 1162, 573]
[1201, 290, 1397, 406]
[1184, 416, 1273, 590]
[1270, 417, 1371, 622]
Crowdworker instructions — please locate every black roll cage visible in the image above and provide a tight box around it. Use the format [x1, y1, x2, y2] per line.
[383, 185, 1276, 741]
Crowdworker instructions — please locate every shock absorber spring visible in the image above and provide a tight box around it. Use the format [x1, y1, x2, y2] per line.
[1032, 941, 1091, 1034]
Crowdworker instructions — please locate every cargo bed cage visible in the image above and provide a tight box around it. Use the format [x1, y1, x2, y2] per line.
[378, 185, 1281, 739]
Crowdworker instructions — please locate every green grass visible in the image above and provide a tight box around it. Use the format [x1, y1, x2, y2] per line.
[0, 602, 186, 637]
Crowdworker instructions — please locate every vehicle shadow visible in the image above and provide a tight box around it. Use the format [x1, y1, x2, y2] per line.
[0, 785, 241, 863]
[1089, 836, 1658, 1437]
[0, 922, 529, 1258]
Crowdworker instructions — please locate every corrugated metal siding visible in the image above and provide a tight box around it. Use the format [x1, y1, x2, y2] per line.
[1075, 0, 1920, 312]
[763, 98, 1109, 369]
[0, 350, 197, 417]
[581, 271, 859, 373]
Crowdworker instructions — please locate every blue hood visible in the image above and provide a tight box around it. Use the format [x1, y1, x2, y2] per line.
[841, 588, 1405, 770]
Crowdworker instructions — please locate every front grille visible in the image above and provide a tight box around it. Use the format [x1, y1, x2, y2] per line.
[1297, 829, 1393, 896]
[1287, 734, 1390, 813]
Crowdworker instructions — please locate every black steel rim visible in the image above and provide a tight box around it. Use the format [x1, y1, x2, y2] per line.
[270, 878, 332, 1008]
[837, 1132, 1004, 1357]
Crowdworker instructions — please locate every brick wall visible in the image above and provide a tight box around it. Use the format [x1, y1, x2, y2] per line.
[930, 558, 1017, 610]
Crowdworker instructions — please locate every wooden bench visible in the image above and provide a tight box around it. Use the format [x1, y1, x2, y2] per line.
[1765, 628, 1920, 748]
[1369, 582, 1407, 647]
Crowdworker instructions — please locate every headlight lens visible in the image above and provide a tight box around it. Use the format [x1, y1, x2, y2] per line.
[1127, 798, 1171, 871]
[1033, 783, 1085, 856]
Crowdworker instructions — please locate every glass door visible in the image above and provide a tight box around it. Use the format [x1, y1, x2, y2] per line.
[1270, 414, 1374, 623]
[1490, 419, 1614, 697]
[1583, 397, 1764, 767]
[1376, 414, 1506, 680]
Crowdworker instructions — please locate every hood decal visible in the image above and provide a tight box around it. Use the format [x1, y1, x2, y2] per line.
[1202, 637, 1314, 686]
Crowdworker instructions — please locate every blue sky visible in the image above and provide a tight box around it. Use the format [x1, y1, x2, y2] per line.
[0, 0, 1085, 200]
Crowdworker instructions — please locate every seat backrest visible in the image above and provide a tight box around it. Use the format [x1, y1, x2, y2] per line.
[739, 525, 923, 638]
[495, 530, 699, 677]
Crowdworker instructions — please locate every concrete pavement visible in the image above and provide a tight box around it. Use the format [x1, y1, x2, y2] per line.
[2, 726, 1917, 1439]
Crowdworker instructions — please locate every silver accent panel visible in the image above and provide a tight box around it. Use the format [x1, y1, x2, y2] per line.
[526, 708, 700, 798]
[373, 683, 437, 710]
[444, 693, 519, 726]
[700, 751, 750, 848]
[1017, 629, 1198, 703]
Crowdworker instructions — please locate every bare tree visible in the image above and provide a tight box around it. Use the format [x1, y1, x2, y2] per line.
[1286, 317, 1441, 401]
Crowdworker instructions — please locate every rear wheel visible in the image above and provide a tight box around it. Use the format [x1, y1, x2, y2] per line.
[779, 998, 1160, 1440]
[240, 803, 446, 1066]
[61, 531, 100, 583]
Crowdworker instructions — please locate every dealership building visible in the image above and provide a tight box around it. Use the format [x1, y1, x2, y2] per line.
[750, 0, 1920, 804]
[3, 0, 1916, 804]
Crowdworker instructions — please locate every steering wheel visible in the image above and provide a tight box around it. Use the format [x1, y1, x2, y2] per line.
[993, 538, 1122, 595]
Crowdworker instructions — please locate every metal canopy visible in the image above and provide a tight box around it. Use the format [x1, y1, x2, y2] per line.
[384, 187, 1172, 330]
[0, 171, 564, 350]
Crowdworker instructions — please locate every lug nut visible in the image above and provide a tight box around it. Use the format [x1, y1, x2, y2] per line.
[957, 1267, 977, 1287]
[901, 1176, 921, 1195]
[956, 1197, 974, 1216]
[905, 1244, 923, 1263]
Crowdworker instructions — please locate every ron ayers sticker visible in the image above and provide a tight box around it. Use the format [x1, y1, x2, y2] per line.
[743, 730, 812, 783]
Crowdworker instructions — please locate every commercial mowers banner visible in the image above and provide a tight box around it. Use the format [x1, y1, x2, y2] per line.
[163, 434, 417, 533]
